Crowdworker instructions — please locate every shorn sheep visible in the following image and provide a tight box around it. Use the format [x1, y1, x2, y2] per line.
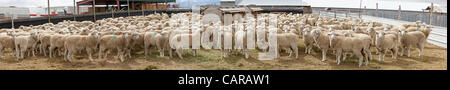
[65, 31, 100, 62]
[311, 28, 331, 61]
[329, 31, 370, 67]
[399, 30, 427, 57]
[375, 31, 399, 61]
[98, 32, 133, 62]
[14, 31, 39, 60]
[0, 12, 436, 68]
[0, 33, 16, 59]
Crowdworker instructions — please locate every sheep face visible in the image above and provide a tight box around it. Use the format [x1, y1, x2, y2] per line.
[311, 30, 321, 44]
[375, 31, 385, 47]
[328, 32, 337, 48]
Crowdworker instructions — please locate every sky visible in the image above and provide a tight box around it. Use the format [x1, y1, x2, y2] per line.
[0, 0, 445, 12]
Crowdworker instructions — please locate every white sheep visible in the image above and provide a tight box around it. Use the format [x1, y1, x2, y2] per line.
[399, 30, 427, 57]
[375, 31, 399, 61]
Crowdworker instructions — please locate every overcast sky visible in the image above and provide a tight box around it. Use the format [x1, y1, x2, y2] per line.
[0, 0, 83, 7]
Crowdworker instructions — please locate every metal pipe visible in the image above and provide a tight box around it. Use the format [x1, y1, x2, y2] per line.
[48, 0, 51, 23]
[93, 0, 96, 22]
[73, 0, 76, 21]
[127, 0, 130, 16]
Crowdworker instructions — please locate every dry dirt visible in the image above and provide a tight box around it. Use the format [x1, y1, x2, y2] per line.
[0, 40, 446, 70]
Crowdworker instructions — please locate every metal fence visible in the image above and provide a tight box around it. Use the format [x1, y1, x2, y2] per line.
[0, 8, 191, 29]
[312, 7, 447, 27]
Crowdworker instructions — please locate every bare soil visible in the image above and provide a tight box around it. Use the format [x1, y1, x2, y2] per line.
[0, 41, 446, 70]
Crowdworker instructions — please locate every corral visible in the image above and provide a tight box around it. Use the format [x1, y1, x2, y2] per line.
[0, 7, 446, 70]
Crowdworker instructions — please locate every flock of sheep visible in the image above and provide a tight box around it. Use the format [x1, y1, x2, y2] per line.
[0, 12, 432, 67]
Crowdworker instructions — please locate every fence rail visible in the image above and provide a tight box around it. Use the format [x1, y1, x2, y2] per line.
[312, 7, 447, 27]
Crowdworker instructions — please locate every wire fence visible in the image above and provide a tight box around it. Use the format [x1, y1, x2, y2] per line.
[312, 7, 447, 27]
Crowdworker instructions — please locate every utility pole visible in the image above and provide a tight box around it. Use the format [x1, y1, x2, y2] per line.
[73, 0, 76, 21]
[93, 0, 96, 22]
[127, 0, 130, 16]
[430, 3, 433, 25]
[358, 0, 362, 18]
[376, 3, 378, 17]
[48, 0, 51, 23]
[398, 5, 401, 20]
[11, 13, 15, 29]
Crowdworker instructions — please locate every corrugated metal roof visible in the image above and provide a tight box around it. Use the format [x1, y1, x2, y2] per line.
[236, 0, 309, 6]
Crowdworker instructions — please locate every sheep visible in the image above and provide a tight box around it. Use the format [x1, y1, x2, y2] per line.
[144, 31, 167, 57]
[233, 29, 249, 59]
[168, 30, 200, 59]
[0, 34, 16, 59]
[39, 33, 52, 56]
[302, 27, 314, 54]
[398, 30, 427, 57]
[342, 33, 373, 61]
[64, 31, 100, 62]
[49, 34, 68, 58]
[127, 32, 145, 57]
[310, 28, 331, 61]
[375, 31, 399, 61]
[14, 32, 39, 60]
[98, 33, 131, 62]
[276, 32, 299, 59]
[329, 32, 369, 67]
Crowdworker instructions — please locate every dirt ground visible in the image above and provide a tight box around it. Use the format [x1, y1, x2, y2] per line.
[0, 40, 446, 70]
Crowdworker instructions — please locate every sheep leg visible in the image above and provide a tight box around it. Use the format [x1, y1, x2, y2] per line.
[177, 49, 183, 59]
[400, 46, 404, 56]
[127, 49, 131, 59]
[43, 46, 47, 56]
[366, 49, 372, 61]
[169, 49, 173, 58]
[353, 50, 364, 67]
[407, 45, 411, 57]
[49, 46, 54, 58]
[98, 47, 103, 60]
[321, 49, 327, 61]
[304, 45, 308, 53]
[308, 46, 312, 54]
[193, 49, 197, 56]
[342, 52, 347, 61]
[15, 45, 20, 60]
[159, 49, 164, 57]
[31, 47, 35, 57]
[0, 46, 3, 59]
[245, 49, 249, 59]
[418, 43, 424, 57]
[144, 45, 149, 56]
[86, 48, 93, 62]
[336, 50, 341, 65]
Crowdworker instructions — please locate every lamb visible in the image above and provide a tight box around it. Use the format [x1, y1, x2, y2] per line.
[39, 33, 52, 56]
[14, 32, 39, 60]
[98, 32, 131, 62]
[276, 32, 299, 58]
[127, 32, 145, 57]
[329, 32, 369, 67]
[302, 27, 314, 54]
[64, 31, 100, 62]
[168, 30, 199, 59]
[49, 34, 68, 58]
[310, 28, 331, 61]
[375, 31, 399, 61]
[144, 31, 167, 57]
[398, 30, 427, 57]
[0, 34, 16, 59]
[342, 33, 373, 61]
